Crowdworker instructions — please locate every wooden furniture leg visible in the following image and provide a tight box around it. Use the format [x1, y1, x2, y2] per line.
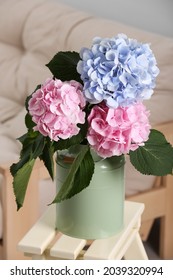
[124, 232, 148, 260]
[159, 175, 173, 259]
[127, 175, 173, 259]
[0, 161, 41, 259]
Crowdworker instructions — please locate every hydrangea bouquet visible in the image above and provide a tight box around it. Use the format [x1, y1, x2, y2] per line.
[10, 34, 173, 210]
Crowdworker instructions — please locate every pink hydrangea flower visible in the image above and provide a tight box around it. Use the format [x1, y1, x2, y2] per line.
[87, 102, 151, 158]
[28, 78, 86, 141]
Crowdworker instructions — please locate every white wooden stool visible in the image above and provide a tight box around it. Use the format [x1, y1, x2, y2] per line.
[18, 201, 148, 260]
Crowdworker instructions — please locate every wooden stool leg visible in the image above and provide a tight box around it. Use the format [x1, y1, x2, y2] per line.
[32, 254, 47, 260]
[124, 233, 148, 260]
[159, 176, 173, 259]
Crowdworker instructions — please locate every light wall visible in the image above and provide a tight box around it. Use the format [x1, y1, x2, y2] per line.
[57, 0, 173, 38]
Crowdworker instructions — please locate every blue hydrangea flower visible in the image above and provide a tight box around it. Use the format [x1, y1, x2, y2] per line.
[77, 34, 159, 108]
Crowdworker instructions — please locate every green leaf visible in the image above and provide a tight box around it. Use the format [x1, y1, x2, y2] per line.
[46, 51, 82, 83]
[25, 113, 35, 130]
[51, 146, 95, 203]
[10, 133, 33, 176]
[13, 159, 36, 210]
[129, 129, 173, 175]
[39, 139, 55, 180]
[10, 132, 51, 210]
[18, 133, 29, 145]
[10, 133, 45, 179]
[10, 154, 30, 177]
[31, 134, 45, 159]
[18, 130, 39, 146]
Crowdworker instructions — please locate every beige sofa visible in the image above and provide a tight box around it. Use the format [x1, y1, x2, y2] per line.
[0, 0, 173, 259]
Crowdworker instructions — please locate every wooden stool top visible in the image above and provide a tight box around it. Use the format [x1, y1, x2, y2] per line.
[18, 201, 145, 260]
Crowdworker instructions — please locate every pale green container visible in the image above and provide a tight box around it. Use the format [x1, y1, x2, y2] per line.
[56, 148, 125, 239]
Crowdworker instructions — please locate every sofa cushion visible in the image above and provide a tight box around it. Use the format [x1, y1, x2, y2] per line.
[0, 0, 91, 109]
[0, 97, 22, 124]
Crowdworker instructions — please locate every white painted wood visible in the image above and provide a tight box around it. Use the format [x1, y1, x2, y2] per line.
[124, 201, 144, 229]
[84, 201, 145, 259]
[18, 201, 147, 260]
[18, 204, 56, 255]
[50, 235, 86, 259]
[114, 230, 138, 260]
[31, 254, 47, 260]
[124, 232, 148, 260]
